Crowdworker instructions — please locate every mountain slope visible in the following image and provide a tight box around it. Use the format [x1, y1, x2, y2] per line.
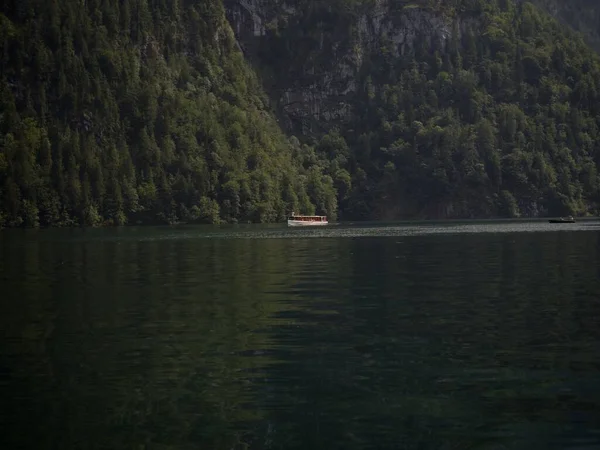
[227, 0, 600, 219]
[2, 0, 600, 226]
[531, 0, 600, 52]
[0, 0, 336, 227]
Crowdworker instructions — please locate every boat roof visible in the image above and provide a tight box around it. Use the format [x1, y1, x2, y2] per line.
[289, 214, 327, 218]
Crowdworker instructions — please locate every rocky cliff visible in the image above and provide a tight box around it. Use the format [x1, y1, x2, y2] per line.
[225, 0, 468, 136]
[226, 0, 600, 137]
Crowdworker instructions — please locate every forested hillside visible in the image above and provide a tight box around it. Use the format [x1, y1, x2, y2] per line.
[531, 0, 600, 52]
[0, 0, 336, 227]
[2, 0, 600, 226]
[361, 0, 600, 218]
[230, 0, 600, 219]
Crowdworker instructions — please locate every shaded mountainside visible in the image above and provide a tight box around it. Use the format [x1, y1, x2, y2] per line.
[530, 0, 600, 52]
[227, 0, 600, 219]
[0, 0, 336, 227]
[2, 0, 600, 226]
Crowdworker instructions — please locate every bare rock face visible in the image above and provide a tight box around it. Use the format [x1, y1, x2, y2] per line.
[227, 0, 268, 38]
[223, 0, 470, 137]
[225, 0, 600, 139]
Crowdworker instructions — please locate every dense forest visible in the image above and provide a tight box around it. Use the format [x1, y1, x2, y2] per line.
[531, 0, 600, 51]
[0, 0, 336, 227]
[2, 0, 600, 226]
[236, 0, 600, 219]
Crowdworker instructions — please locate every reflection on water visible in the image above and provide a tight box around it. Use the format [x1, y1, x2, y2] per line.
[1, 224, 600, 449]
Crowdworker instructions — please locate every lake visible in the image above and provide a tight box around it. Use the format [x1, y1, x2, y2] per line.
[2, 220, 600, 449]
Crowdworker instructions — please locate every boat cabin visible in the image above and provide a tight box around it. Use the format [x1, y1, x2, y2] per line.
[288, 214, 327, 222]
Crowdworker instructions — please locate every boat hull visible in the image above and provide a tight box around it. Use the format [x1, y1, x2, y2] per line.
[287, 219, 329, 227]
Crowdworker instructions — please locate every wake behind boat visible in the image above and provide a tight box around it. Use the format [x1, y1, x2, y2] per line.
[287, 213, 328, 226]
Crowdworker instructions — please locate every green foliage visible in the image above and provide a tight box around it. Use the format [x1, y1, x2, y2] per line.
[3, 0, 600, 225]
[499, 190, 521, 218]
[530, 0, 600, 52]
[250, 0, 600, 219]
[0, 0, 334, 227]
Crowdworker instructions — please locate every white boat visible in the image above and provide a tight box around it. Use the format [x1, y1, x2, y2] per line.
[287, 213, 328, 226]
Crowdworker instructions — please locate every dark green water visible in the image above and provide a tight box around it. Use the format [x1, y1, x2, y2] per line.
[2, 221, 600, 449]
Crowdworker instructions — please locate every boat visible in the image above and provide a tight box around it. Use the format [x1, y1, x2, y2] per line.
[287, 212, 328, 227]
[548, 216, 575, 223]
